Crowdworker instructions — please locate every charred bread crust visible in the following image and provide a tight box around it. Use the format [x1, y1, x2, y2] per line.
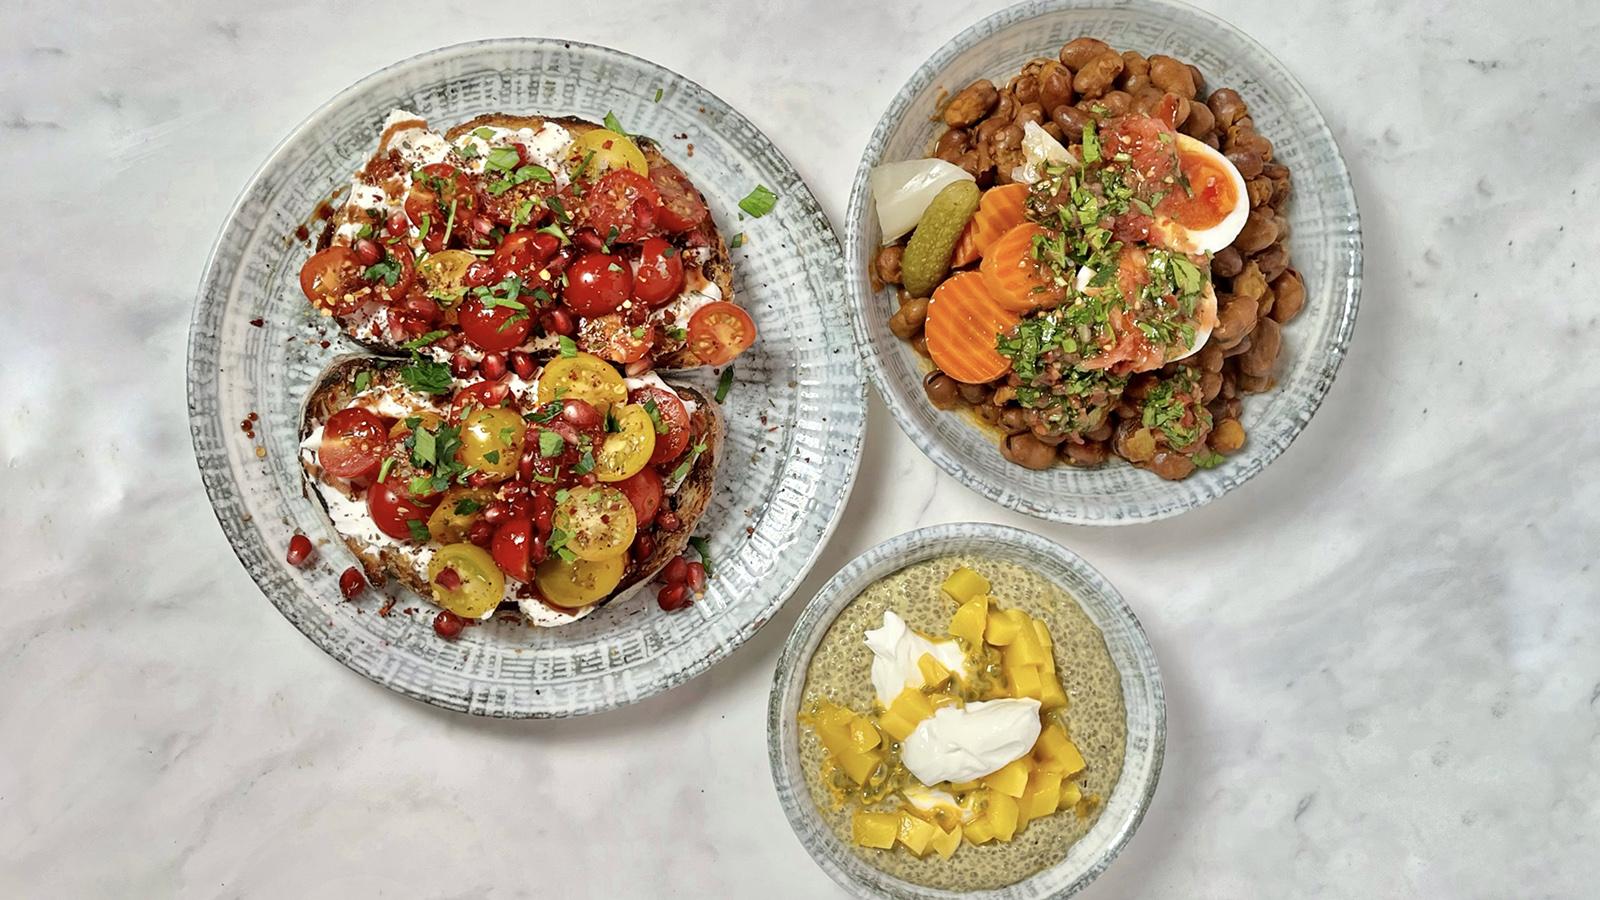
[298, 357, 724, 619]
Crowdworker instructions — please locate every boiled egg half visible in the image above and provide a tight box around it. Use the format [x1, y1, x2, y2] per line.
[1148, 134, 1250, 255]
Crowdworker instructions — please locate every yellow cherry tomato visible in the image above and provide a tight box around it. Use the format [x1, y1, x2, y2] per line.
[569, 128, 649, 177]
[594, 404, 657, 482]
[416, 249, 476, 306]
[426, 487, 495, 543]
[536, 352, 627, 413]
[426, 543, 505, 619]
[387, 409, 444, 441]
[553, 485, 637, 561]
[535, 554, 627, 608]
[459, 407, 525, 480]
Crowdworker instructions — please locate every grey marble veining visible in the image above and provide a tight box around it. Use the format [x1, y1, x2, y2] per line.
[2, 0, 1597, 897]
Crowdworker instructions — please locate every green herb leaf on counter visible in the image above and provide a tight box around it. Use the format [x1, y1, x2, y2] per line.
[715, 366, 735, 403]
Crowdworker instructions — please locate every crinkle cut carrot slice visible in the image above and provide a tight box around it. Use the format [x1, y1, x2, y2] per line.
[980, 222, 1064, 314]
[925, 271, 1021, 384]
[950, 183, 1029, 269]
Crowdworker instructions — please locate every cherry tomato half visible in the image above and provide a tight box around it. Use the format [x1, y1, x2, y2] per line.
[450, 379, 513, 420]
[491, 230, 562, 284]
[318, 407, 388, 479]
[583, 169, 661, 243]
[491, 517, 535, 582]
[300, 245, 412, 315]
[367, 478, 435, 541]
[580, 314, 655, 364]
[686, 301, 757, 366]
[632, 237, 684, 306]
[458, 295, 533, 352]
[564, 252, 633, 318]
[615, 466, 664, 525]
[405, 163, 478, 252]
[630, 386, 691, 466]
[648, 163, 709, 233]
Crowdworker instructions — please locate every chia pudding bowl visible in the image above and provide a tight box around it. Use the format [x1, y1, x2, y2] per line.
[766, 524, 1164, 899]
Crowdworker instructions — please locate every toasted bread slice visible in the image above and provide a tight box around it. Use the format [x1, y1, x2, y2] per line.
[298, 356, 724, 627]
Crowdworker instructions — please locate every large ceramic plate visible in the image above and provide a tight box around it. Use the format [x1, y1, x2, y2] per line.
[189, 39, 865, 717]
[847, 0, 1362, 524]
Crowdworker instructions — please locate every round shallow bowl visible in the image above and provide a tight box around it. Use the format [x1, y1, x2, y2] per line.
[189, 39, 865, 717]
[846, 0, 1362, 524]
[768, 523, 1164, 898]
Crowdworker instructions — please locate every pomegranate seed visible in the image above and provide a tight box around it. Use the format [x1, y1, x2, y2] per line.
[624, 358, 653, 377]
[467, 471, 498, 488]
[387, 209, 410, 236]
[540, 307, 577, 336]
[437, 333, 463, 352]
[468, 520, 494, 547]
[513, 142, 532, 167]
[577, 473, 598, 487]
[530, 534, 549, 564]
[401, 296, 441, 324]
[510, 351, 536, 379]
[518, 453, 536, 481]
[433, 610, 464, 639]
[353, 238, 383, 266]
[434, 567, 462, 591]
[465, 261, 495, 287]
[501, 482, 529, 502]
[656, 509, 681, 532]
[657, 583, 690, 611]
[450, 352, 476, 378]
[686, 562, 707, 595]
[509, 496, 534, 520]
[532, 494, 555, 534]
[480, 352, 507, 379]
[483, 502, 509, 524]
[632, 533, 656, 562]
[472, 215, 495, 236]
[286, 534, 314, 566]
[339, 566, 366, 599]
[573, 228, 604, 251]
[661, 556, 689, 585]
[561, 399, 602, 430]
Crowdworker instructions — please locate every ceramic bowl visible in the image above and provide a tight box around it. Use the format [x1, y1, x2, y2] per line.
[845, 0, 1362, 524]
[768, 523, 1164, 898]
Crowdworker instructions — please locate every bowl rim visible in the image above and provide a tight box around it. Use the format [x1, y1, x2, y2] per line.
[766, 522, 1166, 898]
[844, 0, 1364, 525]
[188, 36, 867, 717]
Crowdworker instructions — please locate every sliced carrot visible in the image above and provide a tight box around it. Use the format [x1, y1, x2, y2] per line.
[980, 222, 1064, 314]
[925, 271, 1021, 384]
[951, 183, 1029, 268]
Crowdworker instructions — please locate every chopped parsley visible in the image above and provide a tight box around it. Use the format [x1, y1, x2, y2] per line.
[352, 371, 371, 394]
[689, 536, 713, 576]
[538, 430, 565, 457]
[729, 232, 746, 249]
[715, 366, 734, 403]
[557, 335, 578, 357]
[453, 497, 484, 515]
[652, 87, 664, 103]
[641, 397, 668, 435]
[670, 440, 707, 483]
[376, 457, 396, 483]
[603, 111, 627, 135]
[737, 184, 778, 218]
[399, 359, 452, 395]
[406, 519, 431, 542]
[1080, 122, 1101, 164]
[401, 330, 449, 351]
[363, 255, 402, 286]
[548, 526, 576, 562]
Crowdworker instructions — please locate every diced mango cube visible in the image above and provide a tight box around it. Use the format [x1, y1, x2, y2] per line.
[807, 700, 855, 755]
[985, 608, 1028, 646]
[896, 812, 938, 856]
[1038, 672, 1068, 711]
[836, 748, 882, 785]
[1057, 780, 1083, 812]
[987, 792, 1020, 841]
[1007, 662, 1043, 700]
[852, 811, 900, 849]
[981, 757, 1031, 798]
[948, 780, 981, 794]
[1023, 770, 1063, 822]
[848, 715, 881, 753]
[890, 687, 936, 721]
[949, 597, 989, 646]
[941, 567, 990, 604]
[930, 823, 963, 859]
[928, 692, 961, 709]
[1006, 623, 1049, 669]
[917, 653, 953, 689]
[963, 817, 995, 844]
[878, 712, 916, 743]
[1034, 723, 1086, 777]
[1031, 619, 1055, 663]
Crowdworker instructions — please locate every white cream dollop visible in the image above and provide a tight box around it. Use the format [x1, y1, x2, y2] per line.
[862, 611, 966, 707]
[899, 699, 1043, 785]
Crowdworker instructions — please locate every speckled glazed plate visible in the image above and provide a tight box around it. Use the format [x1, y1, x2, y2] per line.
[189, 39, 865, 717]
[768, 524, 1165, 898]
[847, 0, 1362, 524]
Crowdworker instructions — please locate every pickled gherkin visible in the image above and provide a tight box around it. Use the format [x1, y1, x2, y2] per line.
[900, 181, 981, 298]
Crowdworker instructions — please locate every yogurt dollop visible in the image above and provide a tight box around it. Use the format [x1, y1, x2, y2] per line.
[900, 698, 1043, 785]
[863, 611, 966, 707]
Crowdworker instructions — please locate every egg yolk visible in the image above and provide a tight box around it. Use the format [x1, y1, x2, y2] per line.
[1156, 148, 1237, 231]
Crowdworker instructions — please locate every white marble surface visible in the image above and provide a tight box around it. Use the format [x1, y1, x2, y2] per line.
[3, 0, 1598, 896]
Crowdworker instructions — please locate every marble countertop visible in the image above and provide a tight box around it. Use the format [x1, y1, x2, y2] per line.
[4, 0, 1597, 896]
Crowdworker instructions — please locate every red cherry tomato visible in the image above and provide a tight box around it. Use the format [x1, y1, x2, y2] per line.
[458, 295, 533, 352]
[490, 518, 535, 582]
[491, 230, 562, 283]
[648, 164, 709, 233]
[299, 245, 412, 315]
[580, 314, 655, 364]
[583, 169, 661, 243]
[632, 237, 685, 306]
[451, 379, 512, 420]
[318, 407, 388, 479]
[629, 386, 691, 465]
[404, 163, 478, 252]
[615, 467, 664, 525]
[564, 252, 633, 318]
[367, 479, 434, 541]
[686, 301, 756, 366]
